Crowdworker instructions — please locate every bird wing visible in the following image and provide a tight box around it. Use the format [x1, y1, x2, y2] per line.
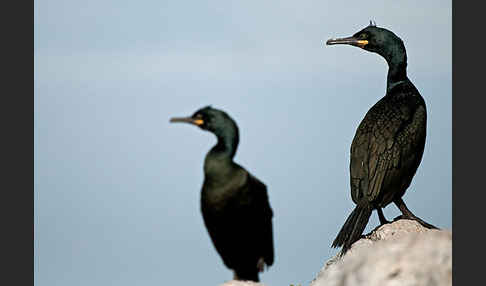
[200, 168, 274, 269]
[246, 172, 274, 267]
[350, 94, 425, 204]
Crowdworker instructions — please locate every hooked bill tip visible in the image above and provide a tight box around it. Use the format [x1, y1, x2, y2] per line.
[326, 38, 338, 45]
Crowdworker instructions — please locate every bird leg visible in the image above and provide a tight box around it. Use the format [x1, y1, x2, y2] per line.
[257, 257, 265, 272]
[394, 198, 439, 229]
[376, 208, 391, 225]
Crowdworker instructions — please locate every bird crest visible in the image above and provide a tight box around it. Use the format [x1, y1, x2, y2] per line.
[369, 20, 377, 27]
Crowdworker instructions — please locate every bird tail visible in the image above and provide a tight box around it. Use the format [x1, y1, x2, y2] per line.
[233, 269, 259, 282]
[332, 204, 373, 256]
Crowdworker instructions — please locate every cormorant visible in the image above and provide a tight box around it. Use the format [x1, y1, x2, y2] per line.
[170, 106, 274, 282]
[326, 22, 438, 255]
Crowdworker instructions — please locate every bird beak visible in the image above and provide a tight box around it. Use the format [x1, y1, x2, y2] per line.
[169, 116, 204, 126]
[326, 36, 368, 48]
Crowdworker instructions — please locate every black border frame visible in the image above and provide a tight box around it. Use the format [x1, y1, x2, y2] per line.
[5, 0, 34, 285]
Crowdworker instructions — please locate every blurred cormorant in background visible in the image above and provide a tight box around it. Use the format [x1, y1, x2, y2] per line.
[170, 106, 274, 281]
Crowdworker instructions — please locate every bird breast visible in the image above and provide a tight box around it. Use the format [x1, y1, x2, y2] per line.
[201, 168, 248, 210]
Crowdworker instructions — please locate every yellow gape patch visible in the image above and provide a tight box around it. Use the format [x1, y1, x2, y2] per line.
[357, 40, 368, 47]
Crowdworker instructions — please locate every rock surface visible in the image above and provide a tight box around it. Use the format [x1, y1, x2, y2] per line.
[310, 219, 452, 286]
[220, 280, 266, 286]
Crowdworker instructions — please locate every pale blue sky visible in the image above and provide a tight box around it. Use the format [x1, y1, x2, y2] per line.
[35, 1, 451, 285]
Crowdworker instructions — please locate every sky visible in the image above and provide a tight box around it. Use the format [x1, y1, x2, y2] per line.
[34, 1, 451, 285]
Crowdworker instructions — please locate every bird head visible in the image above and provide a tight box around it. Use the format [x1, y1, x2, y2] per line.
[326, 21, 405, 61]
[170, 106, 238, 138]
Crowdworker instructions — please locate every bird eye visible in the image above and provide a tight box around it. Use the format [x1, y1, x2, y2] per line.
[195, 114, 203, 119]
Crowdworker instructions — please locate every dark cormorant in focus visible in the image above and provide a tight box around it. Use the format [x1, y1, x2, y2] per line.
[326, 22, 438, 255]
[170, 106, 274, 282]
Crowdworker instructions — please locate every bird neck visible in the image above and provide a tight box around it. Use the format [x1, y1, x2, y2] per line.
[209, 127, 239, 161]
[383, 44, 408, 92]
[204, 131, 239, 179]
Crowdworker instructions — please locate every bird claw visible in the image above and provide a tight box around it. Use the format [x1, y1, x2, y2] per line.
[393, 215, 439, 229]
[393, 215, 404, 221]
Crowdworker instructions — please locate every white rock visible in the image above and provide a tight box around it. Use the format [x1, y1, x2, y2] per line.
[220, 280, 266, 286]
[310, 219, 452, 286]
